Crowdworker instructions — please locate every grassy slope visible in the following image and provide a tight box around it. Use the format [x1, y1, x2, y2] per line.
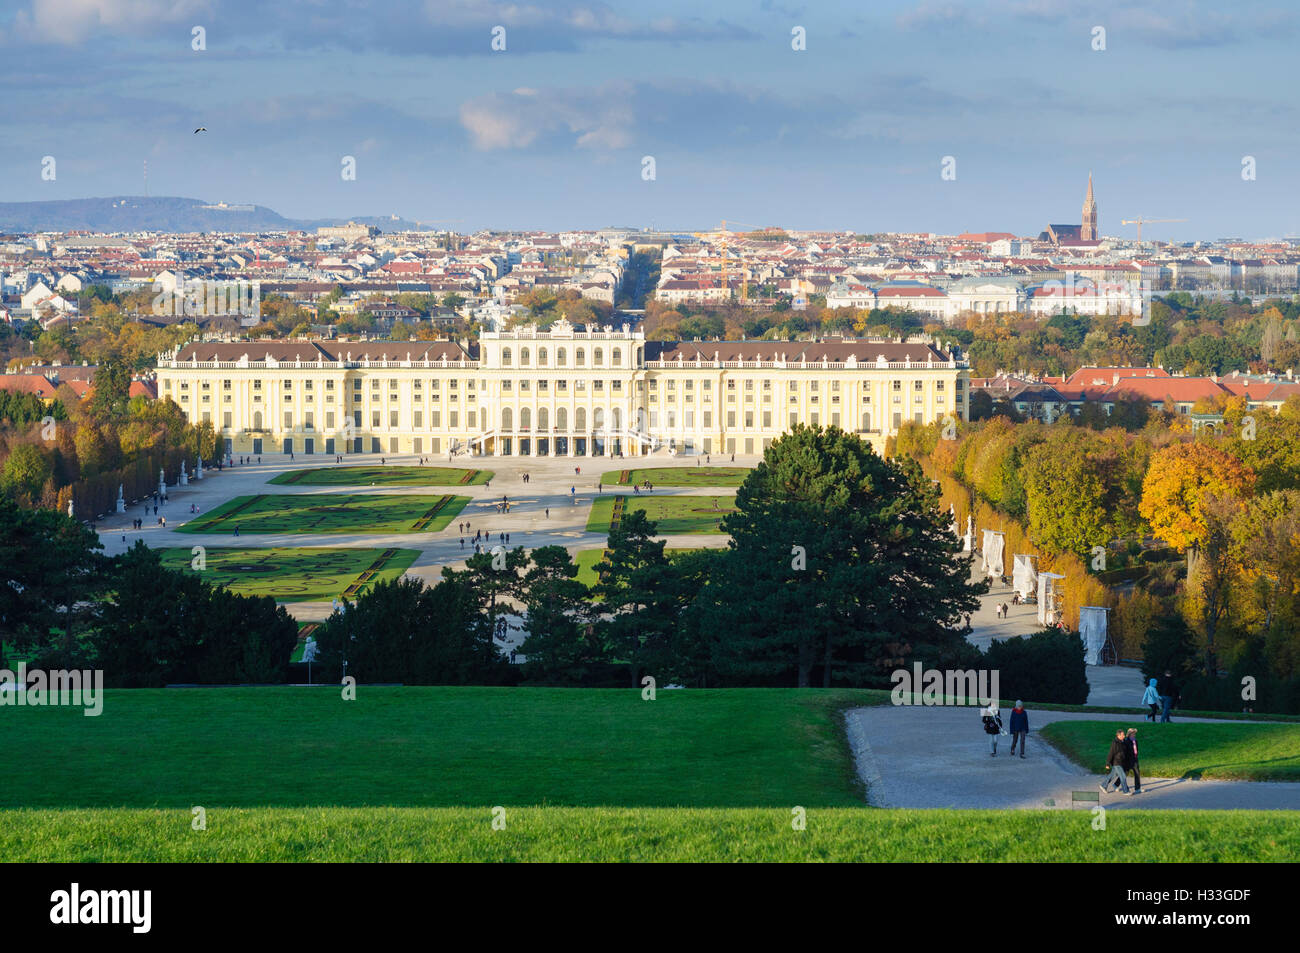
[1038, 721, 1300, 781]
[0, 687, 866, 809]
[158, 547, 420, 602]
[2, 687, 1296, 862]
[270, 466, 493, 486]
[3, 807, 1294, 862]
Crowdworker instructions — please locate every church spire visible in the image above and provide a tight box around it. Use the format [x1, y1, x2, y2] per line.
[1081, 172, 1098, 240]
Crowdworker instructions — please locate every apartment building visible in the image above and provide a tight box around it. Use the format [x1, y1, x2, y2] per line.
[154, 319, 970, 458]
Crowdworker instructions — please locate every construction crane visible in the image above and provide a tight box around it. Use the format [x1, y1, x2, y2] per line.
[693, 219, 768, 303]
[1120, 216, 1187, 242]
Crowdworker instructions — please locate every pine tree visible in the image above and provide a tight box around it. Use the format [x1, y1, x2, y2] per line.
[704, 424, 985, 688]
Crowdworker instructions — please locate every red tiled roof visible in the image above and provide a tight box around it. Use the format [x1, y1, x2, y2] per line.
[0, 374, 57, 397]
[1064, 366, 1170, 386]
[1106, 378, 1227, 403]
[875, 286, 946, 297]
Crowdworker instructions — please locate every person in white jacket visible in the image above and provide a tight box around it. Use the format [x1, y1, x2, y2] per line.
[981, 704, 1003, 756]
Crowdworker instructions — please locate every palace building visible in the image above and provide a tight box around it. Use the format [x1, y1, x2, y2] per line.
[154, 319, 970, 459]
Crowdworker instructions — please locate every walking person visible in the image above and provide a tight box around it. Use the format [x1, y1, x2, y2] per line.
[1101, 729, 1132, 795]
[981, 704, 1003, 757]
[1157, 670, 1179, 723]
[1126, 728, 1143, 794]
[1142, 677, 1161, 722]
[1007, 700, 1028, 758]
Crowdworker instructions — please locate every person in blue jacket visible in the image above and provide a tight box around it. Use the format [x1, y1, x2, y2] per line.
[1008, 700, 1029, 758]
[1142, 678, 1161, 721]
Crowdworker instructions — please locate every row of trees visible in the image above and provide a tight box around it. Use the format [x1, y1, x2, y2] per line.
[0, 502, 297, 685]
[637, 293, 1299, 380]
[1, 360, 218, 517]
[899, 404, 1300, 706]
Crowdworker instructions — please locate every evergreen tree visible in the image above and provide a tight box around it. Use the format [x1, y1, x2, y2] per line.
[519, 546, 599, 684]
[705, 425, 984, 687]
[593, 511, 688, 686]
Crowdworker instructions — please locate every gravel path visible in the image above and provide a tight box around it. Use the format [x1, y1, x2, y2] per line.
[845, 705, 1300, 810]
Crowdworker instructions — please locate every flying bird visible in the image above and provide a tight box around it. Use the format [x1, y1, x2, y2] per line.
[194, 127, 206, 134]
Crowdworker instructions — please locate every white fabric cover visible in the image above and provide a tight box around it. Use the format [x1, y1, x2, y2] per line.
[1078, 607, 1108, 666]
[982, 530, 1005, 578]
[1036, 572, 1066, 625]
[1012, 554, 1037, 600]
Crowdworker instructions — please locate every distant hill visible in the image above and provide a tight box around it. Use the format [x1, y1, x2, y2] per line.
[0, 196, 434, 234]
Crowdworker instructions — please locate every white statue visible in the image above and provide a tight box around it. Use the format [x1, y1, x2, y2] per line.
[179, 461, 189, 486]
[116, 484, 125, 513]
[67, 497, 74, 518]
[196, 456, 204, 480]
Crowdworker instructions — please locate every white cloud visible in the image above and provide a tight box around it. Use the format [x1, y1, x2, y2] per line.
[12, 0, 211, 44]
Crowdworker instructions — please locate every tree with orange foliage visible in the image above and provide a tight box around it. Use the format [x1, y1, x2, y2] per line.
[1139, 442, 1256, 551]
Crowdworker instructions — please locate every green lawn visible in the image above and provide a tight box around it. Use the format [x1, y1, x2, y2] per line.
[586, 495, 736, 535]
[175, 493, 469, 534]
[0, 687, 866, 809]
[270, 466, 492, 486]
[574, 547, 707, 590]
[601, 466, 750, 487]
[2, 687, 1297, 862]
[1039, 721, 1300, 782]
[2, 807, 1294, 863]
[158, 547, 419, 603]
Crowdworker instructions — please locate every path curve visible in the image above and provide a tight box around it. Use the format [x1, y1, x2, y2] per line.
[845, 705, 1300, 810]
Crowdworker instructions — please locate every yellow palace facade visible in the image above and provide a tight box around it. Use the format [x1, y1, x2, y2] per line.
[154, 319, 970, 458]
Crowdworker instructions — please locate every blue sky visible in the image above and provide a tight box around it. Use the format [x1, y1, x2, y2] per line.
[2, 0, 1298, 239]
